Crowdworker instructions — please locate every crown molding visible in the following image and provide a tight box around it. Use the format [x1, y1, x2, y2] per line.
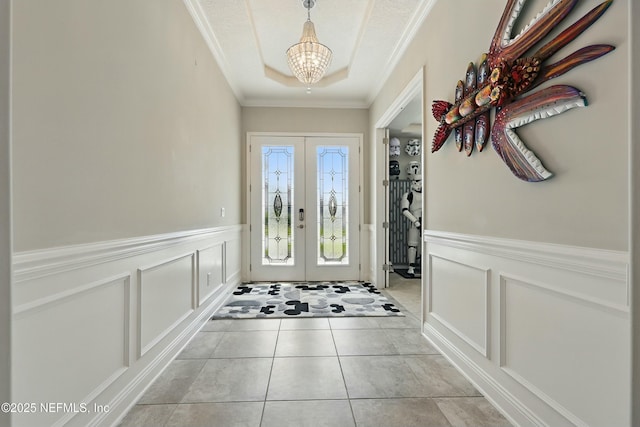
[367, 0, 438, 106]
[182, 0, 246, 104]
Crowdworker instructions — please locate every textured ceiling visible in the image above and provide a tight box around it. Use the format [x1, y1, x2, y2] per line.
[184, 0, 436, 108]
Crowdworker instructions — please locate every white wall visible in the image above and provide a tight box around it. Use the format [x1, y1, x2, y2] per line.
[11, 0, 242, 252]
[371, 0, 628, 251]
[1, 1, 12, 426]
[370, 0, 633, 425]
[9, 0, 244, 425]
[630, 0, 640, 424]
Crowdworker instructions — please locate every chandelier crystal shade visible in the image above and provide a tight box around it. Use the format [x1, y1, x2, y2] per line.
[286, 1, 332, 85]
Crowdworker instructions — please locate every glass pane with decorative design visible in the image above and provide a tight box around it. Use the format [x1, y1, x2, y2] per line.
[262, 146, 294, 265]
[317, 146, 349, 265]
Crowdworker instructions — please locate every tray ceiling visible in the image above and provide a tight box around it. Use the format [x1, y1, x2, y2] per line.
[184, 0, 436, 108]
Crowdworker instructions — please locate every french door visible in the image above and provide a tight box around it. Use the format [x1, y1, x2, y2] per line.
[248, 134, 361, 281]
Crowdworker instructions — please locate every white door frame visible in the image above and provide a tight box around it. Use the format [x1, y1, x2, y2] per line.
[245, 132, 364, 282]
[373, 68, 425, 288]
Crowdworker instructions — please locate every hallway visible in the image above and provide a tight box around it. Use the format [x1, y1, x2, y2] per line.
[118, 276, 511, 426]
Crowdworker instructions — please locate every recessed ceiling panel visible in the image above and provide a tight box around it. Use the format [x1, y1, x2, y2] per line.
[191, 0, 430, 107]
[249, 0, 370, 78]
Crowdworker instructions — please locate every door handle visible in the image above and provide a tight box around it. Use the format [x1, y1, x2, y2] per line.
[299, 208, 305, 221]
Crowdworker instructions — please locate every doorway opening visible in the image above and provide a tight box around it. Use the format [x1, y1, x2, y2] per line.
[373, 69, 424, 289]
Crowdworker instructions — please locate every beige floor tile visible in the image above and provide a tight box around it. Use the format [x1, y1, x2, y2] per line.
[373, 314, 421, 329]
[386, 274, 422, 318]
[181, 358, 272, 403]
[351, 398, 452, 427]
[201, 319, 233, 332]
[383, 328, 439, 354]
[435, 397, 512, 427]
[224, 318, 281, 331]
[328, 317, 380, 329]
[164, 402, 263, 427]
[405, 355, 481, 397]
[267, 357, 348, 400]
[137, 360, 206, 404]
[275, 330, 336, 357]
[261, 400, 355, 427]
[402, 303, 422, 317]
[340, 355, 431, 398]
[210, 330, 278, 358]
[332, 329, 398, 356]
[176, 331, 225, 359]
[204, 318, 281, 331]
[119, 279, 510, 427]
[280, 317, 330, 330]
[117, 404, 176, 427]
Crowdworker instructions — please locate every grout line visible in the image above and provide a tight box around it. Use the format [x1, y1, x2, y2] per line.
[259, 325, 280, 426]
[330, 323, 358, 427]
[206, 330, 227, 359]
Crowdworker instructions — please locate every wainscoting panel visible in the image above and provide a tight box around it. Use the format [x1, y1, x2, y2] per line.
[198, 243, 224, 305]
[138, 253, 195, 357]
[225, 234, 242, 285]
[428, 255, 489, 357]
[13, 275, 129, 427]
[12, 225, 243, 427]
[423, 230, 630, 427]
[500, 275, 629, 427]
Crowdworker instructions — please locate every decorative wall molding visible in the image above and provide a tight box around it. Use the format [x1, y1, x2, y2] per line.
[181, 0, 244, 103]
[13, 226, 241, 283]
[427, 253, 490, 357]
[137, 253, 196, 358]
[424, 230, 629, 283]
[423, 324, 545, 427]
[90, 280, 236, 427]
[367, 0, 437, 105]
[423, 230, 631, 427]
[14, 273, 133, 426]
[13, 273, 131, 318]
[197, 242, 226, 305]
[13, 275, 132, 427]
[500, 364, 589, 427]
[11, 225, 242, 427]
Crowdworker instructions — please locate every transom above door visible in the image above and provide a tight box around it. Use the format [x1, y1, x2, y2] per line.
[248, 134, 361, 281]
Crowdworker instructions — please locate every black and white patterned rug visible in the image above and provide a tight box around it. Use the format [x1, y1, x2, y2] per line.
[212, 281, 404, 319]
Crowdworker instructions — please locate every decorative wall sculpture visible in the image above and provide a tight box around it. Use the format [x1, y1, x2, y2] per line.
[431, 0, 615, 182]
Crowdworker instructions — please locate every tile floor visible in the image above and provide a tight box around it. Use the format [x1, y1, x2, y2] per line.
[118, 274, 512, 427]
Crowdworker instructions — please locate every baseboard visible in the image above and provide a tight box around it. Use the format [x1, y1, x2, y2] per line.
[96, 280, 237, 427]
[423, 230, 630, 427]
[11, 226, 242, 427]
[423, 323, 544, 427]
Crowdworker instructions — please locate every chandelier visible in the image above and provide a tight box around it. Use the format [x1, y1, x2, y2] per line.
[286, 0, 332, 86]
